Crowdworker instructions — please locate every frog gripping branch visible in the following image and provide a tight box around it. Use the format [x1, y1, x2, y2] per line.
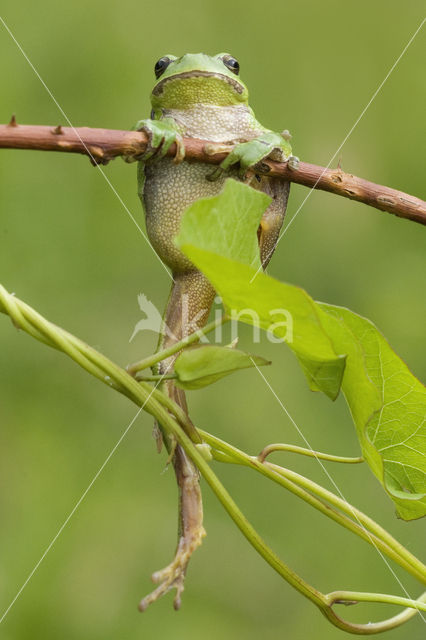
[129, 52, 296, 609]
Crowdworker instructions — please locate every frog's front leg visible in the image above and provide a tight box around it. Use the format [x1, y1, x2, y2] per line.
[126, 117, 185, 163]
[208, 130, 296, 268]
[208, 130, 298, 181]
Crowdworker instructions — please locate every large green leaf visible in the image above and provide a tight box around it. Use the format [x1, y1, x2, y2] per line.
[178, 178, 270, 270]
[178, 247, 346, 400]
[176, 180, 346, 401]
[176, 178, 426, 519]
[318, 304, 426, 520]
[174, 345, 270, 389]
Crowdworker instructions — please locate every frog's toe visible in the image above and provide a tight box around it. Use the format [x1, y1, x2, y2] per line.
[132, 119, 147, 132]
[206, 139, 272, 181]
[206, 166, 224, 181]
[123, 153, 138, 164]
[138, 128, 164, 161]
[154, 133, 175, 159]
[238, 161, 252, 180]
[287, 155, 300, 171]
[131, 119, 183, 163]
[148, 128, 184, 163]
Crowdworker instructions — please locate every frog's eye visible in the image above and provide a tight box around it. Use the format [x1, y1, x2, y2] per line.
[221, 55, 240, 75]
[154, 56, 172, 79]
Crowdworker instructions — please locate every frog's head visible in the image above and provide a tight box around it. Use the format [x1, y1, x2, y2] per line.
[150, 53, 248, 110]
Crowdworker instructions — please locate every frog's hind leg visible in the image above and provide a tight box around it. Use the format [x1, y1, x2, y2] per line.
[139, 270, 215, 612]
[256, 176, 290, 269]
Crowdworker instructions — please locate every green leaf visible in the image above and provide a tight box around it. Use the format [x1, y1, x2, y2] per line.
[176, 179, 346, 400]
[176, 178, 270, 270]
[317, 304, 426, 520]
[177, 246, 346, 400]
[175, 178, 425, 519]
[174, 345, 271, 389]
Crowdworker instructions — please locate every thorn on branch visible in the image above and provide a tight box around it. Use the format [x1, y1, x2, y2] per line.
[330, 169, 344, 184]
[88, 155, 110, 167]
[87, 145, 111, 167]
[0, 122, 424, 225]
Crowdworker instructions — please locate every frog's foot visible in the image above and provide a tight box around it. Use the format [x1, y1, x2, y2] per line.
[287, 155, 300, 171]
[208, 131, 293, 181]
[139, 444, 205, 612]
[138, 523, 206, 612]
[126, 118, 185, 164]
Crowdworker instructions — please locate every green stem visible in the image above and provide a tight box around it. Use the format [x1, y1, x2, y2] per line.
[127, 315, 229, 375]
[258, 442, 363, 464]
[266, 462, 426, 585]
[1, 285, 425, 634]
[137, 373, 177, 381]
[199, 429, 426, 585]
[149, 386, 202, 442]
[323, 590, 426, 634]
[130, 381, 426, 586]
[321, 591, 426, 634]
[326, 590, 426, 612]
[0, 286, 324, 606]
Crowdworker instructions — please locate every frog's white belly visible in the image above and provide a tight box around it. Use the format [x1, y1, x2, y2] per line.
[162, 104, 264, 142]
[143, 158, 237, 272]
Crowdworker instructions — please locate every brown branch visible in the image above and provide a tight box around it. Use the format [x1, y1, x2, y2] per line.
[0, 121, 425, 225]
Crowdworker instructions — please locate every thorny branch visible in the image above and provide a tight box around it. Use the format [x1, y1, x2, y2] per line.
[0, 119, 425, 225]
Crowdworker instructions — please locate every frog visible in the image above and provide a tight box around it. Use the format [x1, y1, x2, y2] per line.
[129, 52, 297, 612]
[135, 52, 297, 275]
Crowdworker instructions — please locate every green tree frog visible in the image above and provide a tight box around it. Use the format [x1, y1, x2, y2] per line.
[130, 53, 297, 612]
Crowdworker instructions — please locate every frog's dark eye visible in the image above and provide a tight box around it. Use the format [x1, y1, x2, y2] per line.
[222, 55, 240, 75]
[154, 56, 172, 79]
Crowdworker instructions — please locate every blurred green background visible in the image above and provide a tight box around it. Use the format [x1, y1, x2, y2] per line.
[0, 1, 425, 638]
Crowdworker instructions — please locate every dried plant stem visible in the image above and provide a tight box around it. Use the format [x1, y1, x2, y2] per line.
[1, 122, 425, 225]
